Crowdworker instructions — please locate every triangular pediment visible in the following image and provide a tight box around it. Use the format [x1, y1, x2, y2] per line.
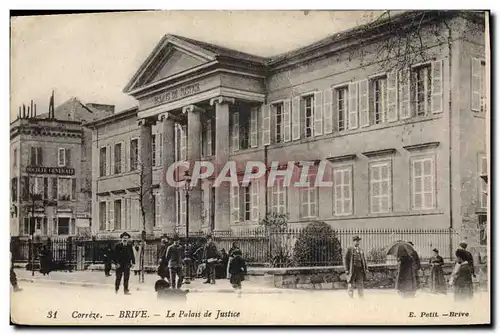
[150, 49, 206, 83]
[124, 34, 218, 94]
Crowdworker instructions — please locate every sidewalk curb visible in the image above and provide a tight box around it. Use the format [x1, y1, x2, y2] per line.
[18, 278, 302, 294]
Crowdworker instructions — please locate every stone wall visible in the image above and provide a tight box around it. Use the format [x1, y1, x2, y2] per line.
[251, 263, 488, 290]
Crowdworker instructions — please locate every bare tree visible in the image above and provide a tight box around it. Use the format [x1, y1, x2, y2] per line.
[349, 10, 484, 74]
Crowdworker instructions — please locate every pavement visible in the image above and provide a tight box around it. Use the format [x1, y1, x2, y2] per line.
[15, 269, 287, 294]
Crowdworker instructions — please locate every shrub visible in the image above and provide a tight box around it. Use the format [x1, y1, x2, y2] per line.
[367, 246, 387, 264]
[293, 221, 342, 266]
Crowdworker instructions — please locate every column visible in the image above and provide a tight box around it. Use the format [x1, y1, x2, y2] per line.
[210, 96, 235, 232]
[138, 117, 155, 235]
[159, 113, 176, 235]
[182, 105, 203, 234]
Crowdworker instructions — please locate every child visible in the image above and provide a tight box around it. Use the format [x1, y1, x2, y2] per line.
[228, 249, 247, 291]
[449, 249, 473, 301]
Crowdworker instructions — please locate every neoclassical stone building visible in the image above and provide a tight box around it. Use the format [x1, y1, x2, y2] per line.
[89, 11, 487, 246]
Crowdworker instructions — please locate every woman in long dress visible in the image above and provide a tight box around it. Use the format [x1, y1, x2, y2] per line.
[395, 255, 418, 298]
[132, 240, 142, 276]
[449, 249, 473, 301]
[429, 248, 447, 294]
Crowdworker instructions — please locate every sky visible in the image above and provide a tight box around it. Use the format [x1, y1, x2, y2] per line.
[10, 10, 384, 119]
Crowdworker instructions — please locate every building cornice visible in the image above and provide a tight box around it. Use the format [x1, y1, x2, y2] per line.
[84, 106, 138, 129]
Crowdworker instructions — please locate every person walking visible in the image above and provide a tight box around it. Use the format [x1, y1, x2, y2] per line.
[395, 254, 418, 298]
[227, 242, 240, 279]
[132, 240, 142, 276]
[102, 242, 113, 277]
[113, 232, 135, 295]
[429, 248, 447, 294]
[202, 234, 220, 284]
[449, 248, 474, 301]
[39, 244, 52, 276]
[165, 234, 184, 289]
[458, 242, 476, 278]
[228, 249, 247, 293]
[344, 236, 368, 298]
[407, 241, 422, 289]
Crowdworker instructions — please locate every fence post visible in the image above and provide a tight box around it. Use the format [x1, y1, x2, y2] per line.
[67, 236, 73, 271]
[448, 228, 454, 261]
[91, 236, 96, 264]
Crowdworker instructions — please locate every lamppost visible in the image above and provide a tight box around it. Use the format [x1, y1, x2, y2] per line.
[183, 170, 193, 283]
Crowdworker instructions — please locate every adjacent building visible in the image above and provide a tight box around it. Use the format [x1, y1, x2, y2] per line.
[89, 12, 487, 247]
[10, 98, 114, 238]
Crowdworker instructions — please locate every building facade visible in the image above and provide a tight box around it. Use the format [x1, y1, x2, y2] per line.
[10, 98, 114, 238]
[89, 12, 487, 245]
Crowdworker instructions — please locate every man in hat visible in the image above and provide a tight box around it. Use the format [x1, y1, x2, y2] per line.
[344, 235, 368, 298]
[114, 232, 135, 295]
[165, 234, 184, 289]
[458, 242, 475, 278]
[202, 234, 220, 284]
[157, 235, 171, 281]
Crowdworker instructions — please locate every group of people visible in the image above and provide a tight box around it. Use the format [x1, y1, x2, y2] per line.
[102, 232, 248, 296]
[344, 236, 476, 301]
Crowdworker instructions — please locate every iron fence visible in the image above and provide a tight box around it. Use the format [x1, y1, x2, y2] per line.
[10, 227, 478, 270]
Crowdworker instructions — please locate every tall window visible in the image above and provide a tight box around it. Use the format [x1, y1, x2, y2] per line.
[370, 161, 392, 213]
[99, 147, 107, 177]
[202, 119, 214, 157]
[57, 218, 70, 235]
[413, 65, 432, 116]
[336, 87, 348, 131]
[333, 166, 353, 216]
[177, 190, 186, 228]
[300, 172, 317, 218]
[58, 177, 72, 201]
[303, 95, 314, 138]
[480, 61, 487, 113]
[231, 182, 259, 222]
[99, 202, 107, 231]
[114, 143, 122, 174]
[411, 156, 435, 210]
[114, 199, 122, 230]
[30, 147, 43, 166]
[479, 155, 487, 209]
[130, 139, 138, 171]
[231, 186, 240, 224]
[372, 77, 387, 124]
[11, 177, 17, 202]
[270, 178, 287, 214]
[274, 103, 284, 144]
[58, 148, 66, 167]
[13, 148, 17, 168]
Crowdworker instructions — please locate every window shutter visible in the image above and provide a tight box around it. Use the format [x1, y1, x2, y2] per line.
[250, 106, 259, 148]
[387, 71, 398, 122]
[38, 147, 43, 166]
[251, 181, 260, 221]
[52, 177, 58, 200]
[313, 91, 323, 136]
[348, 82, 359, 129]
[66, 148, 71, 167]
[332, 89, 339, 133]
[122, 141, 127, 172]
[431, 60, 443, 114]
[72, 179, 76, 200]
[206, 120, 212, 156]
[231, 186, 240, 224]
[283, 99, 291, 142]
[232, 112, 240, 151]
[262, 104, 271, 146]
[323, 88, 333, 134]
[399, 69, 411, 119]
[110, 145, 115, 174]
[43, 178, 48, 200]
[471, 57, 481, 111]
[107, 145, 111, 175]
[292, 96, 301, 140]
[109, 200, 114, 231]
[30, 147, 35, 166]
[359, 79, 369, 127]
[121, 198, 126, 230]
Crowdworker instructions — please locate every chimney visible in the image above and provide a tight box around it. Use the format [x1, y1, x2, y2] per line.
[34, 103, 37, 117]
[30, 100, 34, 118]
[22, 104, 26, 118]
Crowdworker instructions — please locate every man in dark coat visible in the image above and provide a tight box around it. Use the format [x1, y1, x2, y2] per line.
[102, 242, 113, 277]
[344, 236, 368, 298]
[407, 241, 422, 288]
[458, 242, 476, 278]
[157, 236, 171, 281]
[165, 234, 184, 289]
[202, 234, 220, 284]
[114, 232, 135, 295]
